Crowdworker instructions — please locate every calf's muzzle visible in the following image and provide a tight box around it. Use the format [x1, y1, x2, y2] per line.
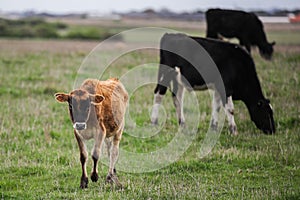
[73, 122, 87, 131]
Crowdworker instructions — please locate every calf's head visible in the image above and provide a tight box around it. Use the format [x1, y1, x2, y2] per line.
[248, 99, 275, 134]
[55, 90, 104, 130]
[259, 41, 275, 60]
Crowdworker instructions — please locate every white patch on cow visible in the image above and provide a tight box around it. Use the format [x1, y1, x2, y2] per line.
[211, 91, 222, 128]
[175, 66, 180, 73]
[172, 83, 185, 124]
[269, 103, 273, 110]
[225, 96, 238, 135]
[175, 66, 194, 92]
[159, 74, 164, 82]
[175, 67, 182, 84]
[210, 92, 238, 135]
[151, 93, 164, 124]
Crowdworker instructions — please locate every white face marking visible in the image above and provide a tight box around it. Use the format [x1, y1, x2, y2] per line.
[73, 122, 87, 130]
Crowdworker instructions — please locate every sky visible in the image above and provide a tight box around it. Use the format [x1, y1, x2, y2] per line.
[1, 0, 300, 13]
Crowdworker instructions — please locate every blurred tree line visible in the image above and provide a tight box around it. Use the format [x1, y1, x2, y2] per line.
[0, 17, 121, 40]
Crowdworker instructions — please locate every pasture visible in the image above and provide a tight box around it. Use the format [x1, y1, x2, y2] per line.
[0, 19, 300, 199]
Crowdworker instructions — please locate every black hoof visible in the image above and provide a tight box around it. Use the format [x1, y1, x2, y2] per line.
[151, 119, 158, 125]
[179, 122, 185, 127]
[91, 172, 99, 182]
[210, 121, 218, 131]
[105, 173, 113, 184]
[106, 173, 123, 188]
[80, 177, 88, 189]
[229, 125, 238, 135]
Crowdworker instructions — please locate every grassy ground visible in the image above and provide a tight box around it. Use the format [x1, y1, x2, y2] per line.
[0, 20, 300, 199]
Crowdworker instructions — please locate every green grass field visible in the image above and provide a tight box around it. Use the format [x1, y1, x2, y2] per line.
[0, 20, 299, 199]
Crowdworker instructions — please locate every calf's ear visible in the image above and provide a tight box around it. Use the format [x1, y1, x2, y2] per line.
[90, 94, 105, 105]
[55, 93, 69, 103]
[271, 41, 276, 46]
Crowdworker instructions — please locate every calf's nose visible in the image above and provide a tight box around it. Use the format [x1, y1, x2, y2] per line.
[73, 122, 87, 130]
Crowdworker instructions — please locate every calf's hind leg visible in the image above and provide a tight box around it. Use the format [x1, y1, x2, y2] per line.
[105, 138, 117, 174]
[106, 131, 122, 188]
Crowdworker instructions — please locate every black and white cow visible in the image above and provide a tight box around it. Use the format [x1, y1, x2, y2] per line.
[151, 33, 275, 134]
[206, 8, 275, 60]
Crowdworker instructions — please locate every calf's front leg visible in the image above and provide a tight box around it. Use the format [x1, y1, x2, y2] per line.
[91, 126, 106, 182]
[74, 130, 89, 189]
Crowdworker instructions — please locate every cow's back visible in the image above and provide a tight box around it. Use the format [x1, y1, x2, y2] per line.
[193, 36, 259, 100]
[206, 9, 266, 46]
[192, 37, 251, 66]
[161, 33, 253, 77]
[206, 9, 256, 39]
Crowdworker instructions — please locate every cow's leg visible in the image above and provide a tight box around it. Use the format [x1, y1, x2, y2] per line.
[105, 138, 117, 174]
[106, 129, 122, 188]
[74, 130, 89, 189]
[105, 138, 112, 158]
[172, 81, 185, 125]
[151, 92, 164, 125]
[225, 96, 238, 135]
[211, 91, 222, 130]
[91, 127, 106, 183]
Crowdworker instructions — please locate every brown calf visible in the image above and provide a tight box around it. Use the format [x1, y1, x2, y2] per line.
[55, 78, 128, 189]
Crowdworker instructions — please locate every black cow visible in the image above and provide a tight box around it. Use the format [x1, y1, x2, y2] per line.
[206, 8, 275, 60]
[151, 33, 275, 134]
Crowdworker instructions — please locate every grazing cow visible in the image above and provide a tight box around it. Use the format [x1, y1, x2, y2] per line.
[206, 8, 275, 60]
[151, 33, 275, 134]
[55, 78, 128, 189]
